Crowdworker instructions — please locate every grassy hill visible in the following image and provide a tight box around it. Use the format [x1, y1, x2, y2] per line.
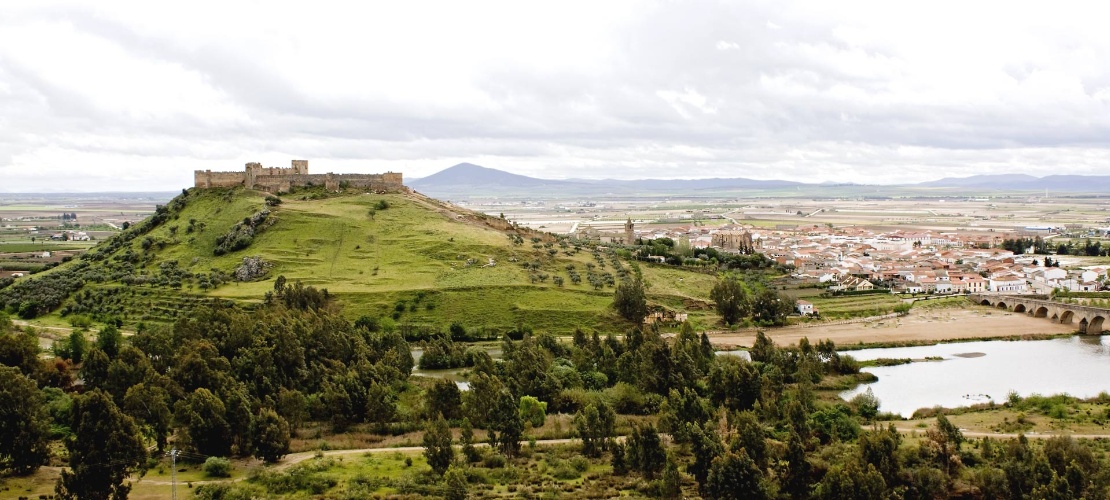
[2, 186, 719, 334]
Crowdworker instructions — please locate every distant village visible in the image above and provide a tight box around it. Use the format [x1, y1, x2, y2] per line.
[620, 222, 1109, 297]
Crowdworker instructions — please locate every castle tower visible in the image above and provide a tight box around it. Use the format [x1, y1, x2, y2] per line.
[624, 218, 634, 245]
[291, 159, 308, 174]
[245, 162, 262, 189]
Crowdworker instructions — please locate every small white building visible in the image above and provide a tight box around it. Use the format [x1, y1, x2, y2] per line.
[796, 300, 815, 316]
[989, 277, 1028, 293]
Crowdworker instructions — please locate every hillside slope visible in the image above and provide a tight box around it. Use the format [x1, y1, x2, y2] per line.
[2, 186, 717, 333]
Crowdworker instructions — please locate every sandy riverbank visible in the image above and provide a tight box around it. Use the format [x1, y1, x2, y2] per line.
[709, 307, 1080, 349]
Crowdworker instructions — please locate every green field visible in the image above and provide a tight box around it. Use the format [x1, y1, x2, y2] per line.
[806, 293, 904, 319]
[15, 187, 724, 334]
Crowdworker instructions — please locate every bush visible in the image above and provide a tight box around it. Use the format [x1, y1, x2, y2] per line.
[203, 456, 232, 478]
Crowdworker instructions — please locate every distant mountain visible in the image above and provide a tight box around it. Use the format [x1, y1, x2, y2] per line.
[572, 177, 802, 190]
[409, 163, 804, 198]
[918, 174, 1041, 189]
[409, 163, 578, 190]
[918, 174, 1110, 192]
[409, 163, 1110, 198]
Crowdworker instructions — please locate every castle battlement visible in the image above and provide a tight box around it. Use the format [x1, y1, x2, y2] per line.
[194, 160, 403, 193]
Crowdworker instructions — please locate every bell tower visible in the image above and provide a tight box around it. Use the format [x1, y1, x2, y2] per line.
[624, 218, 634, 244]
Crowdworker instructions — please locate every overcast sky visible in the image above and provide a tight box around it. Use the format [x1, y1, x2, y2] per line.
[3, 1, 1110, 192]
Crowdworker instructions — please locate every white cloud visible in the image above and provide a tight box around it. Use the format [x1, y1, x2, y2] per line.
[3, 0, 1110, 191]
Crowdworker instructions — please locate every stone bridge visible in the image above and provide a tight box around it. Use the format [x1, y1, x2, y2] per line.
[969, 293, 1107, 334]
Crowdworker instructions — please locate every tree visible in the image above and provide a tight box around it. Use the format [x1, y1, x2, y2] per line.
[0, 367, 50, 475]
[460, 417, 480, 463]
[858, 424, 901, 485]
[782, 431, 812, 498]
[96, 324, 123, 358]
[627, 423, 666, 479]
[253, 409, 291, 463]
[423, 414, 454, 475]
[56, 389, 147, 500]
[426, 377, 462, 421]
[751, 288, 793, 326]
[0, 327, 41, 378]
[175, 388, 232, 456]
[731, 410, 768, 469]
[613, 278, 648, 322]
[605, 441, 628, 477]
[574, 401, 616, 457]
[67, 329, 89, 364]
[365, 381, 397, 433]
[106, 346, 154, 401]
[489, 389, 523, 456]
[707, 449, 769, 500]
[688, 423, 723, 495]
[711, 274, 750, 325]
[812, 461, 886, 500]
[518, 395, 547, 428]
[122, 383, 172, 452]
[707, 355, 762, 412]
[444, 465, 468, 500]
[80, 347, 111, 391]
[662, 454, 682, 498]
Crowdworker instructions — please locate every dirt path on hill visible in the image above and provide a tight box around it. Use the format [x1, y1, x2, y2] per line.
[892, 427, 1110, 440]
[132, 437, 588, 486]
[708, 308, 1078, 348]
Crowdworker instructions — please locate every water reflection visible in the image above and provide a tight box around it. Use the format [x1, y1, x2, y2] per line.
[716, 350, 752, 362]
[840, 336, 1110, 417]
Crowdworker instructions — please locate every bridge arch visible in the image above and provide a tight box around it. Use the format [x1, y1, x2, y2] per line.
[980, 299, 992, 306]
[997, 302, 1008, 310]
[1013, 304, 1027, 313]
[1060, 310, 1075, 324]
[1034, 306, 1049, 318]
[1090, 316, 1105, 335]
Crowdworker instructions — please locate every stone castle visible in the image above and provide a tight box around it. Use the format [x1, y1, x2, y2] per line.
[194, 160, 404, 193]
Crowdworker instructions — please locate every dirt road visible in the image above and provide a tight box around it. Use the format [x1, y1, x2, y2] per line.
[708, 307, 1077, 348]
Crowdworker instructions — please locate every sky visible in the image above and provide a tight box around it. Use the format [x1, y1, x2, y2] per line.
[2, 1, 1110, 192]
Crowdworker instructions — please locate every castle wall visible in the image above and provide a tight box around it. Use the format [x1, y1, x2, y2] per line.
[195, 160, 403, 193]
[194, 170, 247, 188]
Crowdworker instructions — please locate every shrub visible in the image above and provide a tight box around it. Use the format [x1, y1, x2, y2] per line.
[203, 456, 232, 478]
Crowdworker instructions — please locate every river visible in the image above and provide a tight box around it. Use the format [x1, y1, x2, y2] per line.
[839, 336, 1110, 417]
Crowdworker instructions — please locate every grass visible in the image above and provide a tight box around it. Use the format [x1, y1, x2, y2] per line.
[24, 187, 723, 334]
[807, 294, 903, 319]
[887, 393, 1110, 436]
[0, 243, 93, 253]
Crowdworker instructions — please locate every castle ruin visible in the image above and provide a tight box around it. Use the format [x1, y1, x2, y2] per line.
[194, 160, 404, 193]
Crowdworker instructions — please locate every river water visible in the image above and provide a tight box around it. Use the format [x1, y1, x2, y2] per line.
[839, 336, 1110, 417]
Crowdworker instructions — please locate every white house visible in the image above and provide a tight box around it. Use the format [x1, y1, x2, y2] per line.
[1043, 268, 1067, 281]
[989, 277, 1028, 293]
[796, 300, 815, 316]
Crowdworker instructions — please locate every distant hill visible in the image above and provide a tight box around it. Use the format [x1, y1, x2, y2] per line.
[915, 174, 1110, 191]
[409, 163, 581, 191]
[412, 164, 1110, 197]
[0, 185, 716, 333]
[410, 163, 804, 198]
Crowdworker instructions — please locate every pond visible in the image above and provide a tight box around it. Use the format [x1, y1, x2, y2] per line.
[839, 336, 1110, 417]
[410, 346, 502, 391]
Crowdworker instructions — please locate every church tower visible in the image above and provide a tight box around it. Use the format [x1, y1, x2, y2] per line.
[624, 218, 634, 244]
